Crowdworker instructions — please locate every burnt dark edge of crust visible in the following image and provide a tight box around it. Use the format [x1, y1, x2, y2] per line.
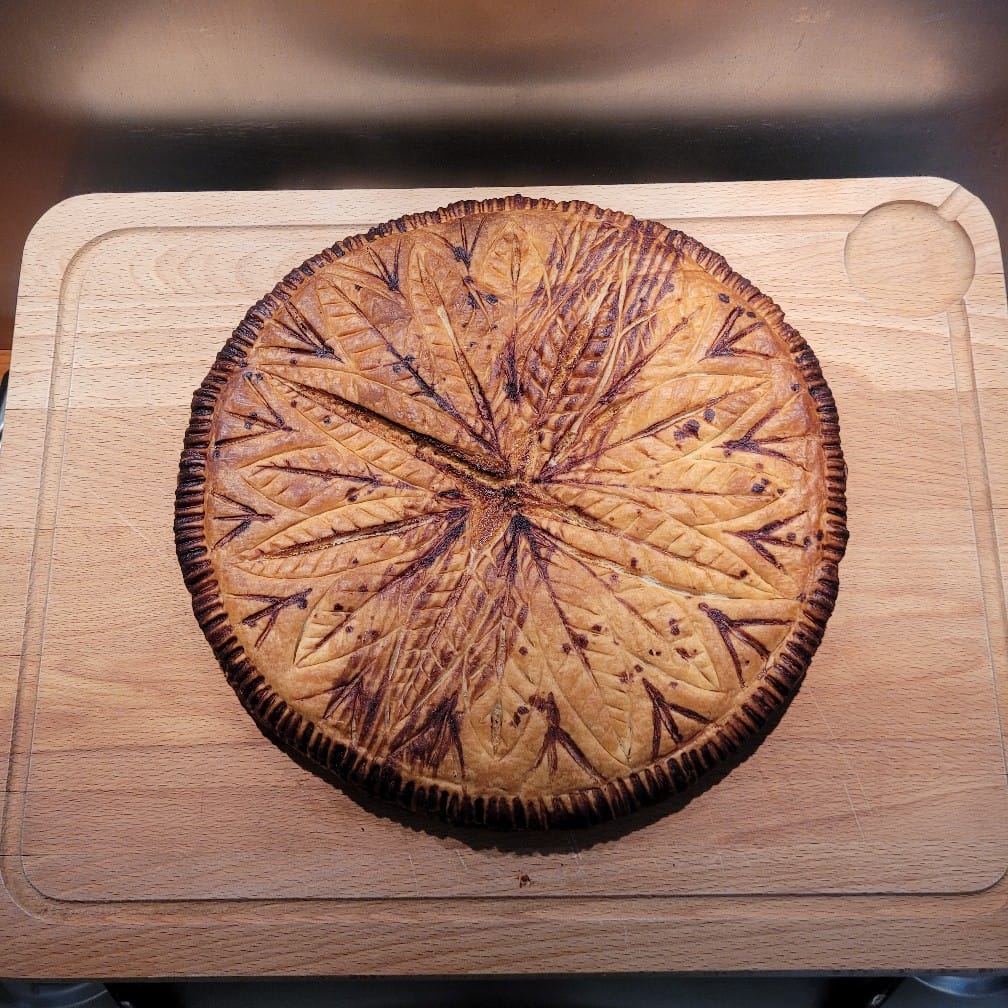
[174, 194, 849, 831]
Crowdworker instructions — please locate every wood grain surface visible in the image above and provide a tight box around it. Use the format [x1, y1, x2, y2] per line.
[1, 181, 1006, 976]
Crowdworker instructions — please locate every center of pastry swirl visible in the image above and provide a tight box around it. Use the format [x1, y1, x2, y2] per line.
[204, 209, 824, 794]
[470, 480, 522, 545]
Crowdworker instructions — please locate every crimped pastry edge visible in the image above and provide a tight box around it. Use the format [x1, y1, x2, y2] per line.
[174, 194, 848, 830]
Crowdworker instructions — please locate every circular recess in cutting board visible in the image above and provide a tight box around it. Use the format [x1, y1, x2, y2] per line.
[844, 200, 975, 317]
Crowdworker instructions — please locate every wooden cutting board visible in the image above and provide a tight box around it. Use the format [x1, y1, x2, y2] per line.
[2, 180, 1007, 975]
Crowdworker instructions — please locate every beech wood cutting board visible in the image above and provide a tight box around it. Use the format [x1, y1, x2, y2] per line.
[1, 180, 1007, 974]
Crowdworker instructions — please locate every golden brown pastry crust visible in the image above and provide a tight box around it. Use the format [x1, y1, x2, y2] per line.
[175, 196, 847, 828]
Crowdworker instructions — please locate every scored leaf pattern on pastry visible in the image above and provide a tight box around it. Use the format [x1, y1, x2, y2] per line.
[204, 208, 824, 796]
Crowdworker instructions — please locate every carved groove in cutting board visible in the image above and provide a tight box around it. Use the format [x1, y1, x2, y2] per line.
[3, 184, 1008, 924]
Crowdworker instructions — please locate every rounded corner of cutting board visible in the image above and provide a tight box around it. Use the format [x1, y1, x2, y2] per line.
[22, 194, 113, 255]
[4, 181, 1008, 972]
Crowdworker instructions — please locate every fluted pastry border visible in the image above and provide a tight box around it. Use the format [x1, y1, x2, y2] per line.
[174, 195, 848, 830]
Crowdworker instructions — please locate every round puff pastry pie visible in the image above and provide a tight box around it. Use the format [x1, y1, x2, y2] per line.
[176, 196, 847, 828]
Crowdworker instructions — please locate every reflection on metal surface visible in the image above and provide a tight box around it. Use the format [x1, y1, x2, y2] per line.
[914, 974, 1008, 998]
[0, 1, 1005, 122]
[321, 0, 708, 84]
[0, 981, 120, 1008]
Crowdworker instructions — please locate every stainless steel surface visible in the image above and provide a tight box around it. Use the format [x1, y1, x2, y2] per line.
[0, 983, 119, 1008]
[0, 0, 1006, 990]
[97, 975, 1008, 1007]
[2, 1, 1005, 123]
[914, 974, 1008, 998]
[0, 1, 1005, 355]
